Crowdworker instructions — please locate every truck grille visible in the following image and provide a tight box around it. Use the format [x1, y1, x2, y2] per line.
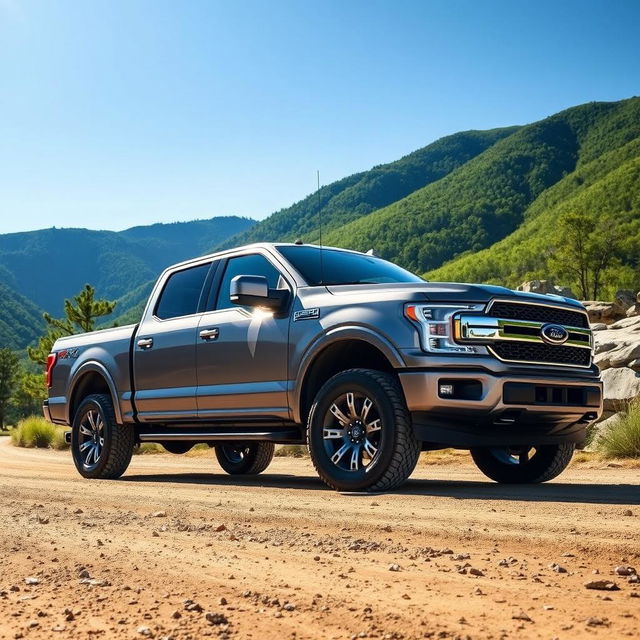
[490, 342, 592, 367]
[488, 301, 589, 328]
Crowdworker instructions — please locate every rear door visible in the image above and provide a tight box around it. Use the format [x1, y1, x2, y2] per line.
[133, 260, 216, 422]
[196, 252, 291, 419]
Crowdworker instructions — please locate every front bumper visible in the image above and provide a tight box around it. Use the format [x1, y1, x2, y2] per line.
[399, 369, 602, 447]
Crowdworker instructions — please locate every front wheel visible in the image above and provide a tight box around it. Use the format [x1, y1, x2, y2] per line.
[307, 368, 420, 492]
[214, 442, 275, 475]
[470, 443, 575, 484]
[71, 393, 135, 479]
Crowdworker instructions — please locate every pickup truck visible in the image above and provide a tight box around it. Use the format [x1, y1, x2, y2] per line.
[44, 243, 602, 492]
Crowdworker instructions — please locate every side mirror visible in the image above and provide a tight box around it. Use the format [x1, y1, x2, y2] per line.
[230, 275, 288, 311]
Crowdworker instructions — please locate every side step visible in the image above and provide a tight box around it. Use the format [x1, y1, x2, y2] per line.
[138, 428, 302, 444]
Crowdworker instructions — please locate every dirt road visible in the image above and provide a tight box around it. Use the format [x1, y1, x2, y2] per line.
[0, 439, 638, 640]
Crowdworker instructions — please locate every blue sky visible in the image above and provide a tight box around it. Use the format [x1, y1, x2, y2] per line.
[0, 0, 638, 234]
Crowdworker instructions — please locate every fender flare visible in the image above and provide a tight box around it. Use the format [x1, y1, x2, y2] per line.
[67, 360, 123, 425]
[292, 325, 405, 423]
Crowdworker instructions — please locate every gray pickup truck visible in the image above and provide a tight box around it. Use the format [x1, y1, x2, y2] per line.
[44, 243, 602, 492]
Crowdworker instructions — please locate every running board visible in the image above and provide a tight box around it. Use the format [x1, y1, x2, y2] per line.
[138, 429, 302, 443]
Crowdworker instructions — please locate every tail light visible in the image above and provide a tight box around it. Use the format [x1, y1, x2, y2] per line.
[45, 353, 57, 388]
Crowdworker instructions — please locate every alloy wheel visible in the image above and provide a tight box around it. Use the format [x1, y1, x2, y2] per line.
[322, 391, 382, 472]
[78, 409, 104, 469]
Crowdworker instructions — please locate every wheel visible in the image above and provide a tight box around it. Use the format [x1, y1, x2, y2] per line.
[470, 443, 575, 483]
[307, 368, 420, 492]
[214, 442, 275, 475]
[71, 393, 135, 479]
[158, 442, 194, 454]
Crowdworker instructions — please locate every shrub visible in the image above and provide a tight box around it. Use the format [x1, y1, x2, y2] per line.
[274, 444, 308, 458]
[10, 416, 68, 449]
[600, 400, 640, 458]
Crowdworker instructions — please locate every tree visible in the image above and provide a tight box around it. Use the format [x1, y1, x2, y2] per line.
[28, 285, 117, 365]
[11, 371, 48, 420]
[0, 348, 20, 429]
[549, 212, 623, 300]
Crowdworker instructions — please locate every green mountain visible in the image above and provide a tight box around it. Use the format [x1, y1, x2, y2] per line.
[321, 99, 640, 275]
[0, 216, 255, 319]
[221, 127, 519, 248]
[0, 266, 45, 350]
[427, 136, 640, 294]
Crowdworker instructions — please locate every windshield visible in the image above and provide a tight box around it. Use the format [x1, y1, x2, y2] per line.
[277, 246, 424, 286]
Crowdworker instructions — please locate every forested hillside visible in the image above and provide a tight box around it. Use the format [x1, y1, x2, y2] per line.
[221, 127, 519, 248]
[0, 216, 254, 318]
[0, 274, 45, 349]
[321, 99, 640, 276]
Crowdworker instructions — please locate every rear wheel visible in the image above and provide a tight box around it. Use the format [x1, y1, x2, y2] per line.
[214, 442, 275, 475]
[71, 393, 135, 479]
[470, 443, 575, 483]
[307, 368, 420, 492]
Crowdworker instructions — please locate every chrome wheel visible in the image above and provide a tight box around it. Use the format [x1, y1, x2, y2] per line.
[322, 391, 382, 473]
[78, 409, 104, 469]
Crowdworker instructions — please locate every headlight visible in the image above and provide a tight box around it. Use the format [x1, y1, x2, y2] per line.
[404, 303, 488, 355]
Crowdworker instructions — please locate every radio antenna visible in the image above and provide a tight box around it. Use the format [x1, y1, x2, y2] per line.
[317, 169, 324, 284]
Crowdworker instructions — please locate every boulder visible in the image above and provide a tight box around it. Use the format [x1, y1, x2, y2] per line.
[613, 290, 636, 315]
[517, 280, 576, 299]
[590, 323, 608, 331]
[601, 367, 640, 411]
[626, 304, 640, 318]
[582, 301, 625, 324]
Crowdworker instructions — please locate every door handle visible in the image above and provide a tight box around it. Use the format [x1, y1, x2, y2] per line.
[137, 338, 154, 349]
[199, 328, 219, 341]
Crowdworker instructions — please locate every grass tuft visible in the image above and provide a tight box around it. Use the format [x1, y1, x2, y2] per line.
[274, 445, 308, 458]
[599, 400, 640, 458]
[10, 416, 69, 449]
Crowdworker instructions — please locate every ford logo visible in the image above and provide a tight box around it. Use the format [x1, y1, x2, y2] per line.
[540, 323, 569, 345]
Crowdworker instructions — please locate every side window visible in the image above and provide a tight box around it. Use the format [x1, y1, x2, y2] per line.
[155, 263, 211, 320]
[215, 254, 284, 311]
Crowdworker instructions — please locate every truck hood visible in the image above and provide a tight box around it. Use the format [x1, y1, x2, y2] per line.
[324, 282, 584, 309]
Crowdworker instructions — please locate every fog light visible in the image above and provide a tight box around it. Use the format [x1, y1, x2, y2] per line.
[439, 383, 454, 397]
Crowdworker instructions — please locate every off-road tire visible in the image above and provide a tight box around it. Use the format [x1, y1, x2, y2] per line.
[71, 393, 135, 479]
[307, 368, 420, 492]
[470, 443, 575, 484]
[215, 442, 275, 475]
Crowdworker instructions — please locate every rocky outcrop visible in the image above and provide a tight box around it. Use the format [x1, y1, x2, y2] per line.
[601, 367, 640, 411]
[517, 280, 575, 299]
[593, 316, 640, 372]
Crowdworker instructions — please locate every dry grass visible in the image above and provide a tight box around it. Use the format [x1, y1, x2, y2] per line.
[10, 416, 69, 450]
[599, 400, 640, 459]
[274, 445, 308, 458]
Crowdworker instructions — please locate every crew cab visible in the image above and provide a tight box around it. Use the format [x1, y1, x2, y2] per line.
[44, 243, 602, 491]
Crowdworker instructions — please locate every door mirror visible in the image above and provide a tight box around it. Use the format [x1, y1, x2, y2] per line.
[230, 275, 288, 311]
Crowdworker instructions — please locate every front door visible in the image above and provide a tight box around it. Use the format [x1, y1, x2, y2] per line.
[196, 253, 290, 420]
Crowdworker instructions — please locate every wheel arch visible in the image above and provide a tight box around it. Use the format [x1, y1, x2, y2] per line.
[67, 362, 122, 425]
[294, 329, 403, 425]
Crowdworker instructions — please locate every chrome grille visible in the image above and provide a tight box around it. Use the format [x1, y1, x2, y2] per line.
[455, 299, 593, 368]
[488, 301, 589, 328]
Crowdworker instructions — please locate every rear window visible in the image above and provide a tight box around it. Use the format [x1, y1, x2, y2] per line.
[155, 263, 211, 319]
[277, 246, 423, 285]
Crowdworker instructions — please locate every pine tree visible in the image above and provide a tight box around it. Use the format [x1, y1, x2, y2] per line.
[28, 285, 117, 365]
